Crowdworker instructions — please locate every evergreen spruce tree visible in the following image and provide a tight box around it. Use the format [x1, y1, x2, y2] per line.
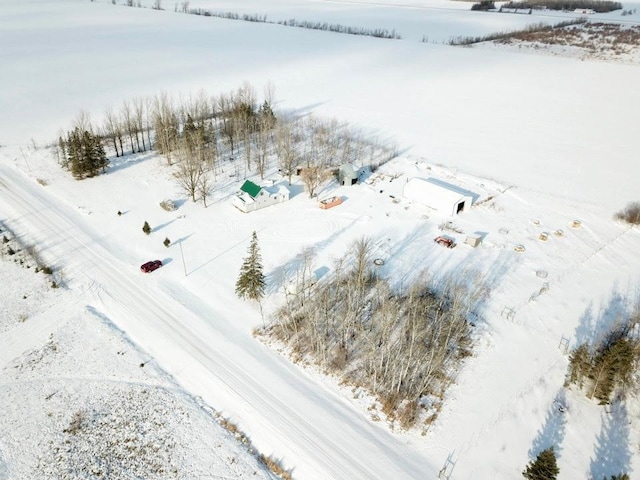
[142, 221, 151, 235]
[82, 130, 97, 177]
[57, 135, 69, 169]
[523, 447, 559, 480]
[68, 128, 84, 179]
[258, 100, 276, 129]
[592, 338, 634, 404]
[235, 231, 265, 301]
[91, 133, 109, 174]
[64, 127, 109, 179]
[567, 343, 592, 388]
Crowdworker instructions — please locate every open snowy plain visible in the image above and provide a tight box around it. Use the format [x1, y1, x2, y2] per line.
[1, 0, 640, 479]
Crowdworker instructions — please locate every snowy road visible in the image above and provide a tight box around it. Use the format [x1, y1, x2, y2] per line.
[0, 163, 435, 479]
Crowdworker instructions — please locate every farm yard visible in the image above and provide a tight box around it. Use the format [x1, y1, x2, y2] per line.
[1, 0, 640, 479]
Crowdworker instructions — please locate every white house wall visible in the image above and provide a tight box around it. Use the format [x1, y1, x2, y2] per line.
[233, 186, 290, 213]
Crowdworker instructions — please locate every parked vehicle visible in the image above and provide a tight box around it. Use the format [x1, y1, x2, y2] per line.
[140, 260, 162, 273]
[434, 236, 456, 249]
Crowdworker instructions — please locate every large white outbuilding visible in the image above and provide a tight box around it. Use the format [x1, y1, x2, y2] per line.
[403, 177, 474, 216]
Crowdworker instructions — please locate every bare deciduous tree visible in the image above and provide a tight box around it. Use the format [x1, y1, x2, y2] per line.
[153, 92, 178, 164]
[300, 165, 330, 198]
[133, 97, 147, 152]
[173, 139, 203, 202]
[197, 167, 212, 207]
[121, 100, 137, 154]
[275, 122, 298, 185]
[103, 107, 121, 157]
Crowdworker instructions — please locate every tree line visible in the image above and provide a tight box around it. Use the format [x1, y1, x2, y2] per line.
[502, 0, 622, 12]
[55, 82, 397, 206]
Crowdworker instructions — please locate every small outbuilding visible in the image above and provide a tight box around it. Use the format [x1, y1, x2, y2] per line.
[465, 234, 482, 248]
[338, 164, 359, 186]
[319, 196, 343, 210]
[403, 177, 476, 216]
[233, 180, 290, 213]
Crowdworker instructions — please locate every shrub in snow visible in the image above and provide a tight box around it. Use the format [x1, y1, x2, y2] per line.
[614, 201, 640, 225]
[142, 221, 151, 235]
[163, 237, 171, 248]
[159, 199, 177, 212]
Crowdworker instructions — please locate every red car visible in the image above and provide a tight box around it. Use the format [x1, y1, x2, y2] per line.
[434, 236, 456, 249]
[140, 260, 162, 273]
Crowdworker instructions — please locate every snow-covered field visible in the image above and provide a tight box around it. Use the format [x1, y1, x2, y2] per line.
[1, 0, 640, 479]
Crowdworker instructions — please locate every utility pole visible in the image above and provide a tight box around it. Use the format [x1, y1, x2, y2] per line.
[179, 242, 187, 277]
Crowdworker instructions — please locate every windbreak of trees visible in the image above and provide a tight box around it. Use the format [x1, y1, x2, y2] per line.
[186, 8, 401, 39]
[267, 238, 483, 429]
[55, 81, 397, 198]
[448, 18, 586, 45]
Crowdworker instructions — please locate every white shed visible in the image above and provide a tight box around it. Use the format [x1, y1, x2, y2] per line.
[338, 164, 360, 186]
[403, 177, 474, 216]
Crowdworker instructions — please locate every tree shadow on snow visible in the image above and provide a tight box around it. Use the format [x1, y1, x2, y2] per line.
[170, 233, 193, 246]
[106, 151, 154, 175]
[152, 218, 176, 233]
[528, 389, 568, 461]
[589, 401, 632, 479]
[573, 289, 634, 350]
[264, 216, 362, 296]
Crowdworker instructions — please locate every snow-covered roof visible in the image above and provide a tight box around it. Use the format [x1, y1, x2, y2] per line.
[403, 177, 471, 208]
[340, 164, 359, 177]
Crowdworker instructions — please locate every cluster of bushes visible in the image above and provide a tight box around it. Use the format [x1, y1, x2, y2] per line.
[471, 0, 496, 11]
[268, 238, 481, 428]
[1, 224, 58, 287]
[502, 0, 622, 12]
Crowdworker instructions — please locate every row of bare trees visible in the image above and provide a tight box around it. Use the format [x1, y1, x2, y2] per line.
[56, 80, 397, 202]
[268, 238, 482, 428]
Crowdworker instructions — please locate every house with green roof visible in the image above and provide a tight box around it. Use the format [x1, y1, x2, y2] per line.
[233, 179, 290, 213]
